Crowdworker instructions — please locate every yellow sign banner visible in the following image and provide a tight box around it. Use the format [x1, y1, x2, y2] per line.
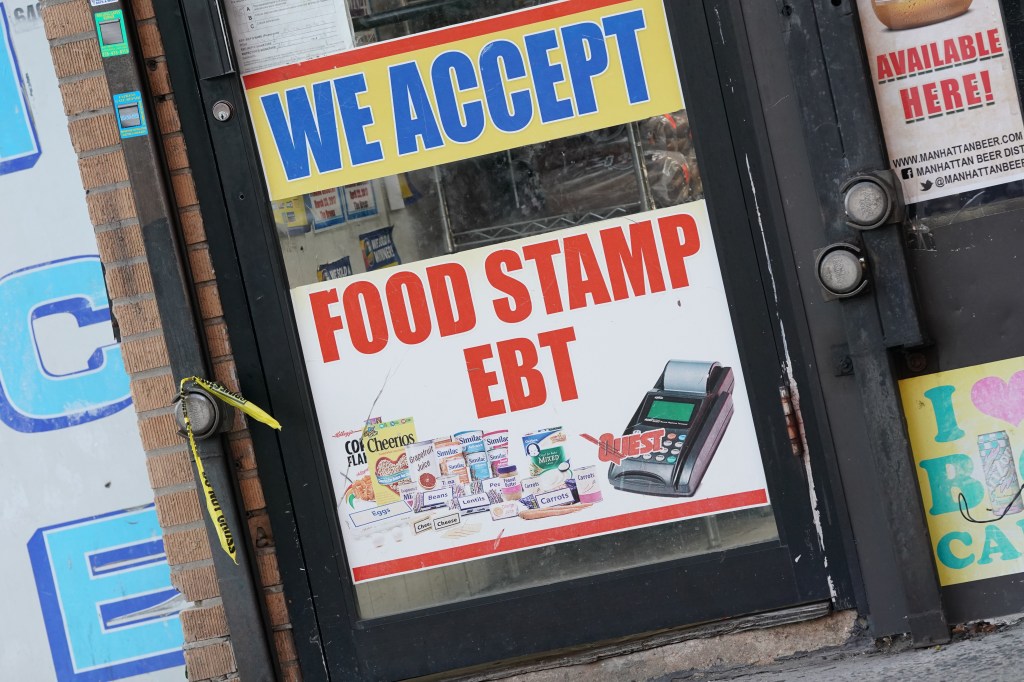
[900, 356, 1024, 586]
[243, 0, 683, 200]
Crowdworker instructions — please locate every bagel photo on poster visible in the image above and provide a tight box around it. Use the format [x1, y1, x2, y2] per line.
[869, 0, 973, 31]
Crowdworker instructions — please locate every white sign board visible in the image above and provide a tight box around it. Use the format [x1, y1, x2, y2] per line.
[292, 202, 770, 583]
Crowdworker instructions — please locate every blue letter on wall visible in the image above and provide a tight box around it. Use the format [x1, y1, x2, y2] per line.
[28, 506, 184, 681]
[0, 5, 42, 175]
[0, 255, 131, 432]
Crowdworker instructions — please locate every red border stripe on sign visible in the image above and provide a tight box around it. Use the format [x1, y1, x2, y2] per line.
[351, 489, 769, 582]
[242, 0, 636, 89]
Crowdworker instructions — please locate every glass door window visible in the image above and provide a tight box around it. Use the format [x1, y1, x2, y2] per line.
[224, 0, 778, 620]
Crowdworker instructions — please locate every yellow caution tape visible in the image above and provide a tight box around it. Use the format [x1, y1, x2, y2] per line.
[190, 376, 283, 431]
[178, 377, 281, 564]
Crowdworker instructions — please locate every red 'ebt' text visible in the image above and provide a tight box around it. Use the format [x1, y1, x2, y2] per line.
[308, 213, 701, 417]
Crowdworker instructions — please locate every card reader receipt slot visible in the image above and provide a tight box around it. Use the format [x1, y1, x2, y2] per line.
[608, 360, 734, 497]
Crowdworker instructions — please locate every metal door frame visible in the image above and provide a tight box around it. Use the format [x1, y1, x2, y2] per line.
[141, 0, 928, 677]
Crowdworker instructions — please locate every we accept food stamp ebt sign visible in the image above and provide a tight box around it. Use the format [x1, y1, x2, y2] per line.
[255, 0, 774, 584]
[901, 355, 1024, 585]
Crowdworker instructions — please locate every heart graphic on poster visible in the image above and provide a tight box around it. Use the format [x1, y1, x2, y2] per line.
[971, 372, 1024, 426]
[374, 453, 408, 495]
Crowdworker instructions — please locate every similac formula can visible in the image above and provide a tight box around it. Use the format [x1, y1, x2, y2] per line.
[434, 438, 469, 484]
[573, 465, 603, 504]
[465, 450, 490, 481]
[523, 427, 568, 476]
[455, 430, 485, 453]
[483, 429, 509, 451]
[488, 447, 509, 477]
[455, 430, 489, 480]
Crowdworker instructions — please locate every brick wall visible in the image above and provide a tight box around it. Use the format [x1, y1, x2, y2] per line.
[40, 1, 299, 679]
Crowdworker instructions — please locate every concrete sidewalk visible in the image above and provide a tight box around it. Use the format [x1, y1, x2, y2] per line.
[658, 617, 1023, 681]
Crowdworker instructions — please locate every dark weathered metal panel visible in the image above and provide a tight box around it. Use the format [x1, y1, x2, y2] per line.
[748, 0, 949, 643]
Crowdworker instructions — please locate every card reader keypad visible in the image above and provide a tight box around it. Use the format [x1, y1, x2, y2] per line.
[632, 428, 685, 464]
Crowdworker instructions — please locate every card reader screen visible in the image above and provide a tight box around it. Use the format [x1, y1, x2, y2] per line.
[646, 400, 695, 423]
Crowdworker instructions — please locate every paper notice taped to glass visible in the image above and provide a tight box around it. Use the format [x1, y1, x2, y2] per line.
[225, 0, 354, 76]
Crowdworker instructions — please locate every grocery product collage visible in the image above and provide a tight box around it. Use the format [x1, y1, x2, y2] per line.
[330, 420, 605, 564]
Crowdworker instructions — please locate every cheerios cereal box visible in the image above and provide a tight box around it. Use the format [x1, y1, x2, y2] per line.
[363, 418, 417, 505]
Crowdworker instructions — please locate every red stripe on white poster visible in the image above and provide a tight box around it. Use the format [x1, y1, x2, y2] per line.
[857, 0, 1024, 204]
[352, 489, 768, 582]
[292, 201, 771, 583]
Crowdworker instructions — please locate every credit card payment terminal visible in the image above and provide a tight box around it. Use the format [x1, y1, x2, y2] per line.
[608, 360, 734, 497]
